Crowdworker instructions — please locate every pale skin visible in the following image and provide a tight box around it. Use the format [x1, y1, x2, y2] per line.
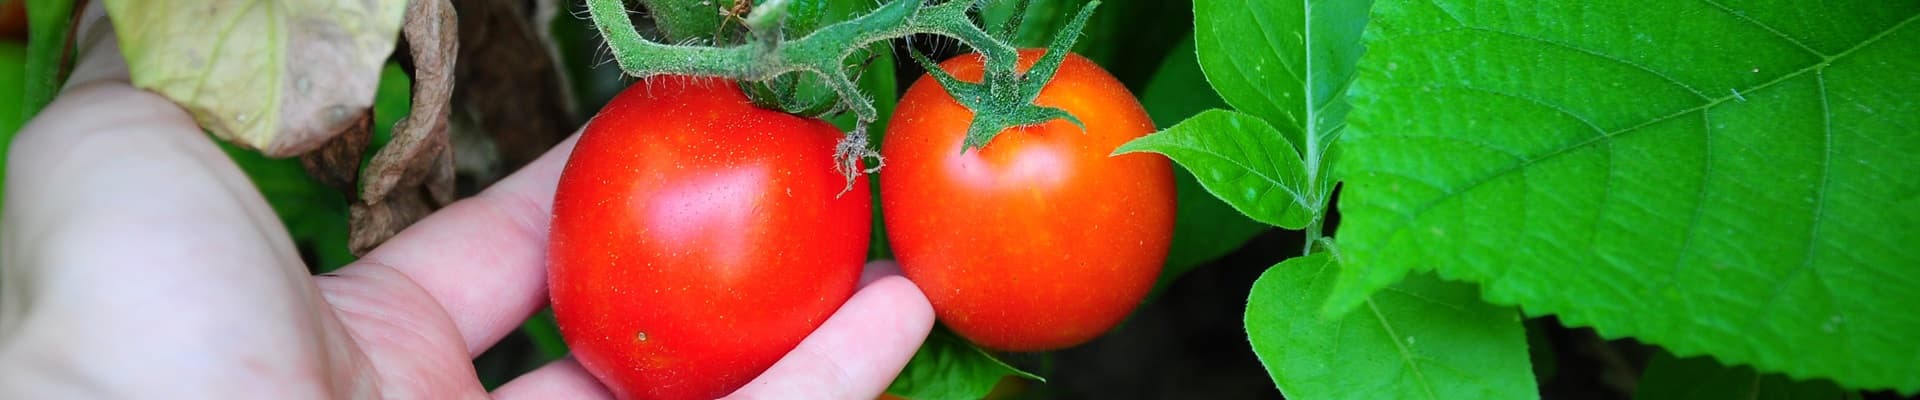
[0, 6, 934, 399]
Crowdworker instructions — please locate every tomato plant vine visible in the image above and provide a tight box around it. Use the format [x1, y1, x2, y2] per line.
[586, 0, 1097, 183]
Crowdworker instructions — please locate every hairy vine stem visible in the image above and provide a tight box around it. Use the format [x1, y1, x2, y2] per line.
[587, 0, 1098, 189]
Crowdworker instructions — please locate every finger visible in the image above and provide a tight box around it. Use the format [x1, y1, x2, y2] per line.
[4, 87, 301, 319]
[2, 57, 328, 398]
[62, 2, 129, 89]
[726, 261, 935, 399]
[329, 133, 577, 356]
[490, 357, 614, 400]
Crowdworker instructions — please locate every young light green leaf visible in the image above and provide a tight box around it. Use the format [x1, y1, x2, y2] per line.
[1248, 253, 1536, 400]
[1636, 351, 1858, 400]
[105, 0, 407, 156]
[1194, 0, 1370, 202]
[1333, 0, 1920, 392]
[885, 329, 1041, 400]
[1117, 109, 1314, 230]
[1140, 35, 1269, 294]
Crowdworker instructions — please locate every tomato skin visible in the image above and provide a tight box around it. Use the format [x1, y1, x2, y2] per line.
[549, 76, 869, 400]
[882, 50, 1174, 351]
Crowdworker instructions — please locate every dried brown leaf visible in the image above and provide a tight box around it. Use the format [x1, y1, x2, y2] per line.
[298, 111, 372, 196]
[349, 0, 457, 255]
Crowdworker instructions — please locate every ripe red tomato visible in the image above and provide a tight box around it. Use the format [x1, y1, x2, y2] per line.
[881, 50, 1175, 351]
[549, 76, 870, 400]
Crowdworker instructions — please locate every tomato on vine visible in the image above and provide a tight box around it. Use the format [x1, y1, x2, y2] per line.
[548, 76, 871, 399]
[882, 49, 1176, 352]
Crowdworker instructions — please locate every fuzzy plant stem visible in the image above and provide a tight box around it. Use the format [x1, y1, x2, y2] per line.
[588, 0, 1099, 192]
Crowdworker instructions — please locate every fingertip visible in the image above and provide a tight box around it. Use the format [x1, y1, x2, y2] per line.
[860, 275, 935, 326]
[728, 270, 936, 399]
[490, 357, 615, 400]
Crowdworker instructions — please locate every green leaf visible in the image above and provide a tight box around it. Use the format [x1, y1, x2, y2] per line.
[23, 0, 74, 117]
[983, 0, 1197, 90]
[639, 0, 732, 44]
[1117, 109, 1314, 230]
[1247, 252, 1536, 400]
[885, 328, 1041, 400]
[981, 0, 1075, 48]
[369, 64, 410, 150]
[1140, 35, 1268, 293]
[1332, 0, 1920, 392]
[1635, 351, 1858, 400]
[1194, 0, 1370, 203]
[521, 309, 569, 361]
[105, 0, 407, 156]
[1142, 36, 1222, 129]
[222, 142, 354, 271]
[548, 0, 628, 112]
[1, 41, 25, 208]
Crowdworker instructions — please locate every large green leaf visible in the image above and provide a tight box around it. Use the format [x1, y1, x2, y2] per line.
[1194, 0, 1369, 205]
[1247, 252, 1535, 399]
[1117, 109, 1313, 230]
[884, 328, 1040, 400]
[1635, 351, 1857, 400]
[1140, 35, 1268, 291]
[1332, 0, 1920, 392]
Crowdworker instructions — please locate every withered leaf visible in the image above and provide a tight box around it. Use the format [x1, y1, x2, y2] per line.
[298, 111, 372, 196]
[350, 0, 457, 255]
[454, 0, 576, 176]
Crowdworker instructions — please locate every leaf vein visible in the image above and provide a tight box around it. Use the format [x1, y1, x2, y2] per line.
[1379, 286, 1470, 314]
[1162, 139, 1315, 211]
[1660, 112, 1714, 317]
[1369, 13, 1920, 249]
[1424, 0, 1466, 26]
[1699, 0, 1826, 58]
[1447, 85, 1607, 134]
[1301, 0, 1322, 204]
[1460, 26, 1711, 100]
[1240, 0, 1310, 126]
[1367, 298, 1440, 400]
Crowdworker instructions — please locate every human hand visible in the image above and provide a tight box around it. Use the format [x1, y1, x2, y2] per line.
[0, 7, 933, 399]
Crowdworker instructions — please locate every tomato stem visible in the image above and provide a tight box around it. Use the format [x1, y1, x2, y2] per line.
[586, 0, 1099, 180]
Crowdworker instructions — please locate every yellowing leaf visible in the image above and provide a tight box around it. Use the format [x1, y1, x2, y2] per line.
[106, 0, 407, 156]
